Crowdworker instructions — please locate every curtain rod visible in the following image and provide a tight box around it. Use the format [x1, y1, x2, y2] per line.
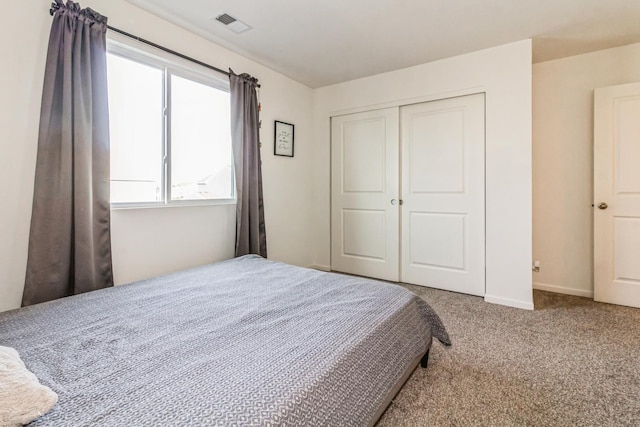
[48, 3, 260, 88]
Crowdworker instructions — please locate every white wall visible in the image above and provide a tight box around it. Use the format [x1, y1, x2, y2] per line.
[0, 4, 50, 313]
[110, 205, 236, 285]
[532, 43, 640, 298]
[0, 1, 314, 312]
[312, 40, 534, 309]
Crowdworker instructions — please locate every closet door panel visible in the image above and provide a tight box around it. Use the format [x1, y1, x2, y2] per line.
[331, 108, 399, 281]
[401, 94, 485, 296]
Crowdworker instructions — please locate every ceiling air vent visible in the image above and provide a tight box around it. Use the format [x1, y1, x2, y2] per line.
[214, 13, 252, 34]
[215, 13, 236, 25]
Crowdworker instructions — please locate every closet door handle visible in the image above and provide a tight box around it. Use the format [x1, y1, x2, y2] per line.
[391, 199, 397, 205]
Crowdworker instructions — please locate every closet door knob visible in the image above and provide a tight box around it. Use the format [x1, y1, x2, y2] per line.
[597, 202, 608, 210]
[391, 199, 397, 205]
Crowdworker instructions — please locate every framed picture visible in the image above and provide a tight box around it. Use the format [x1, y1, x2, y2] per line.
[274, 120, 294, 157]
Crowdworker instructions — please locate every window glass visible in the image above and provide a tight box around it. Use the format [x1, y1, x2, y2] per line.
[106, 47, 234, 206]
[170, 75, 233, 201]
[107, 54, 163, 203]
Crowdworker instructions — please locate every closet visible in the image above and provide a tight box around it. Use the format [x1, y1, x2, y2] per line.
[330, 93, 485, 296]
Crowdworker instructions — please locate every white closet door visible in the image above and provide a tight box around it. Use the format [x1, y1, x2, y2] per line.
[400, 94, 485, 296]
[331, 108, 400, 281]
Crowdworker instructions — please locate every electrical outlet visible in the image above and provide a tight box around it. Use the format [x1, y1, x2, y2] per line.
[532, 260, 540, 272]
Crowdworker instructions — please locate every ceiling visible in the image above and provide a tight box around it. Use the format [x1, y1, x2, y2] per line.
[125, 0, 640, 88]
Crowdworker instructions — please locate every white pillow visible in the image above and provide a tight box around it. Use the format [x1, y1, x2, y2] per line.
[0, 346, 58, 426]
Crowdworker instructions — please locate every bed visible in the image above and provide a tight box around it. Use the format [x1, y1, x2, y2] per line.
[0, 255, 450, 426]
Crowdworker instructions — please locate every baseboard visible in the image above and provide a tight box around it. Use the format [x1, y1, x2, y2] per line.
[484, 294, 534, 310]
[533, 282, 593, 298]
[309, 264, 331, 272]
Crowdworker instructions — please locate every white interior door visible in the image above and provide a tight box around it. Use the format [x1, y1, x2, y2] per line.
[331, 108, 400, 281]
[594, 82, 640, 308]
[400, 94, 485, 296]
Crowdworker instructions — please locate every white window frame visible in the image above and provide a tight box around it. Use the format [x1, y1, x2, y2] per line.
[107, 36, 235, 209]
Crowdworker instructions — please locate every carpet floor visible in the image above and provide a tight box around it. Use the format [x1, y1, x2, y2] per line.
[377, 286, 640, 426]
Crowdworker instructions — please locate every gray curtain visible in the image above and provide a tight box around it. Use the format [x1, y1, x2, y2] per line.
[229, 70, 267, 258]
[23, 0, 113, 306]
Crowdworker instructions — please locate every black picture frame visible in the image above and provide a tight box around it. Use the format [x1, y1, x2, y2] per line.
[274, 120, 294, 157]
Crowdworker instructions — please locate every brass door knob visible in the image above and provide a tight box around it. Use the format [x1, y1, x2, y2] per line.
[597, 202, 608, 210]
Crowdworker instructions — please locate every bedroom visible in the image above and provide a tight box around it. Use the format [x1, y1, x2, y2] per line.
[1, 0, 639, 425]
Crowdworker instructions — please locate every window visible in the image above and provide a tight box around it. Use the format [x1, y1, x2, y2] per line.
[106, 42, 233, 206]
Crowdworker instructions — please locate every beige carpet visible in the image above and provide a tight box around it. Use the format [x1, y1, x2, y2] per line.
[377, 286, 640, 426]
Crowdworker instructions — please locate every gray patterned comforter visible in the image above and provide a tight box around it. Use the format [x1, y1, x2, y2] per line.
[0, 255, 450, 426]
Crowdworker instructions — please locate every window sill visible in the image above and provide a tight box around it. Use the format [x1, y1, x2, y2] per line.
[110, 199, 236, 210]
